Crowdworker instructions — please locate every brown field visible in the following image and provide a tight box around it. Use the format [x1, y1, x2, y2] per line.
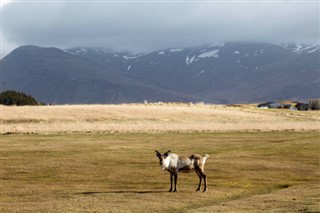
[1, 103, 319, 134]
[0, 104, 319, 212]
[0, 132, 319, 212]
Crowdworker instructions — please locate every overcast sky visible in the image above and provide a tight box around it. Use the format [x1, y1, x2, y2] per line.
[1, 1, 319, 57]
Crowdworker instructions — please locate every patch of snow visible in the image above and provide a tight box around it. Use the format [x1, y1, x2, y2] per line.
[158, 51, 165, 55]
[198, 49, 219, 58]
[243, 53, 249, 57]
[307, 48, 319, 53]
[113, 54, 119, 57]
[186, 55, 196, 65]
[194, 70, 205, 78]
[234, 51, 241, 54]
[127, 65, 132, 70]
[169, 48, 183, 52]
[123, 55, 138, 60]
[293, 44, 303, 53]
[276, 43, 310, 54]
[186, 56, 189, 65]
[67, 50, 79, 55]
[69, 48, 88, 55]
[276, 43, 290, 49]
[153, 61, 161, 66]
[189, 56, 196, 63]
[81, 48, 88, 53]
[301, 44, 320, 54]
[210, 43, 224, 48]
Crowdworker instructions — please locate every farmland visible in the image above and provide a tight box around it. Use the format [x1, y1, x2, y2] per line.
[0, 104, 319, 212]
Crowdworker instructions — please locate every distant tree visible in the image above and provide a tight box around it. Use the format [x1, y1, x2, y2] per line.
[0, 90, 40, 106]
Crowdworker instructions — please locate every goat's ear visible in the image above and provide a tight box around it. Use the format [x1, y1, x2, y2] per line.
[164, 150, 171, 157]
[155, 150, 161, 157]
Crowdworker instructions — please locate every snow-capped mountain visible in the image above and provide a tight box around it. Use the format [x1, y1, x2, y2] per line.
[276, 43, 320, 54]
[1, 42, 319, 104]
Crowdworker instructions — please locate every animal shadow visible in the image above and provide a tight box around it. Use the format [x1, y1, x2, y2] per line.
[77, 190, 165, 195]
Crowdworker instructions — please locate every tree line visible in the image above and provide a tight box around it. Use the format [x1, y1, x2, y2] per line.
[0, 90, 42, 106]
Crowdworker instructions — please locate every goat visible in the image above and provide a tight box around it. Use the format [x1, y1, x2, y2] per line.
[155, 150, 209, 192]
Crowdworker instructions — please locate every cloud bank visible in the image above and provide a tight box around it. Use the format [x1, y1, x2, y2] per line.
[1, 1, 319, 56]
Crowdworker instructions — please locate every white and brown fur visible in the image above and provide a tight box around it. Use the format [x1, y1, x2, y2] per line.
[155, 150, 209, 192]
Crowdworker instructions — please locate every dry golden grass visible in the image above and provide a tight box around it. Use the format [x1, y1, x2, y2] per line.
[0, 132, 319, 212]
[1, 103, 319, 134]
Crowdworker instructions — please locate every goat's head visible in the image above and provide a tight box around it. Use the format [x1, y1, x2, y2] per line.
[155, 150, 171, 166]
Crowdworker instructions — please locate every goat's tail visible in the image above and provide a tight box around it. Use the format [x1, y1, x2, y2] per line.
[202, 154, 209, 165]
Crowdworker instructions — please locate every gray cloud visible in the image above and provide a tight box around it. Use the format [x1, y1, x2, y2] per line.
[1, 1, 319, 56]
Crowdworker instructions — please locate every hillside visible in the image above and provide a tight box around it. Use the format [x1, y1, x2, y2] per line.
[1, 46, 204, 104]
[1, 42, 319, 104]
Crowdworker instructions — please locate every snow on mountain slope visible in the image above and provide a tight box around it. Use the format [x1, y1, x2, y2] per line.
[197, 49, 220, 58]
[276, 43, 320, 54]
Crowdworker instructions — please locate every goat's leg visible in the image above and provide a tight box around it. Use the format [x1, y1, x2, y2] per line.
[169, 172, 173, 192]
[195, 171, 202, 191]
[202, 172, 207, 192]
[196, 167, 207, 192]
[173, 172, 178, 192]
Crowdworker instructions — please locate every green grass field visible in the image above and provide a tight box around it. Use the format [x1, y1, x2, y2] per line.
[1, 132, 319, 212]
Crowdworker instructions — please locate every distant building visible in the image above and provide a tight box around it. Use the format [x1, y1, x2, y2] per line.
[258, 100, 319, 110]
[257, 102, 273, 108]
[295, 103, 309, 111]
[257, 102, 282, 109]
[268, 102, 282, 109]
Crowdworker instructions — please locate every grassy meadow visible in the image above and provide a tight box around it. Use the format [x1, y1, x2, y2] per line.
[1, 132, 319, 212]
[0, 104, 319, 212]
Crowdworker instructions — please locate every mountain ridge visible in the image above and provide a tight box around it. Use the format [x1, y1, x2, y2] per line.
[1, 42, 319, 104]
